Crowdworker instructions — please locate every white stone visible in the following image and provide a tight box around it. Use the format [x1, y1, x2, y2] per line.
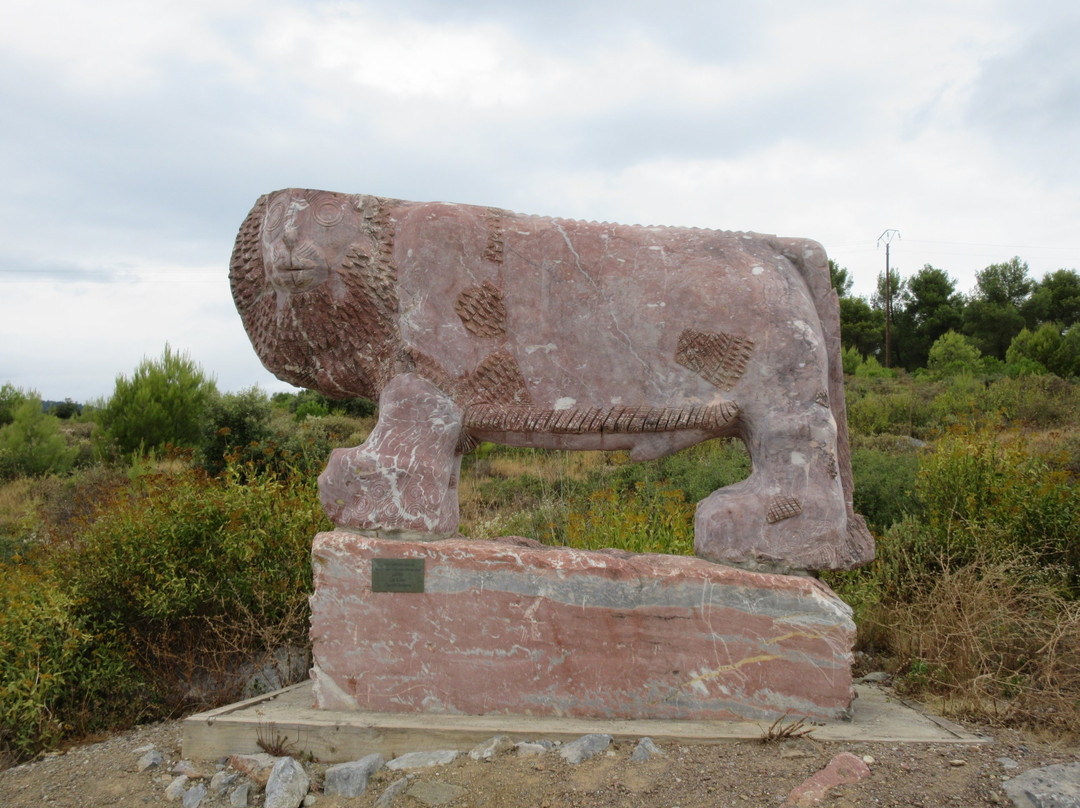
[468, 735, 514, 761]
[386, 750, 459, 770]
[264, 757, 310, 808]
[631, 738, 663, 762]
[165, 775, 189, 802]
[324, 754, 384, 797]
[560, 734, 612, 764]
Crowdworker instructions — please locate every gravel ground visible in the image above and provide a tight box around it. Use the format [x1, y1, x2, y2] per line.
[1, 704, 1077, 807]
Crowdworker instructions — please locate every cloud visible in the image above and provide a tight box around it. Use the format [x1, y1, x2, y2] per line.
[1, 0, 1078, 400]
[964, 10, 1080, 183]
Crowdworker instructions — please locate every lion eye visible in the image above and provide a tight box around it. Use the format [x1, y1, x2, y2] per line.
[313, 199, 345, 227]
[265, 200, 286, 234]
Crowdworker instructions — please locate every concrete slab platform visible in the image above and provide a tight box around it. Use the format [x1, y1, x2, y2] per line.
[182, 680, 988, 763]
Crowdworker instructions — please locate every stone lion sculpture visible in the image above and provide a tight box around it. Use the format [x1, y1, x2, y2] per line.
[230, 188, 874, 572]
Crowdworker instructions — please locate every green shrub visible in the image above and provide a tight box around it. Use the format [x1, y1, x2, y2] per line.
[97, 345, 217, 457]
[0, 398, 77, 479]
[841, 346, 864, 375]
[0, 460, 330, 760]
[1007, 323, 1062, 372]
[850, 444, 921, 532]
[846, 377, 935, 438]
[854, 355, 893, 378]
[0, 563, 141, 758]
[978, 375, 1080, 428]
[593, 439, 750, 505]
[929, 373, 985, 429]
[927, 330, 982, 378]
[916, 431, 1078, 582]
[199, 387, 272, 474]
[65, 464, 327, 680]
[564, 483, 695, 556]
[832, 428, 1080, 621]
[0, 383, 30, 427]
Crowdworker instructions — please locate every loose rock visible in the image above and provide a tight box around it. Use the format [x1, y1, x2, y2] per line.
[386, 750, 460, 770]
[229, 783, 251, 807]
[137, 749, 164, 772]
[375, 776, 412, 808]
[264, 757, 310, 808]
[173, 759, 209, 779]
[182, 783, 207, 808]
[469, 734, 514, 761]
[228, 753, 278, 787]
[324, 753, 385, 797]
[165, 775, 189, 802]
[210, 770, 240, 796]
[559, 734, 613, 764]
[782, 751, 871, 807]
[515, 742, 548, 757]
[631, 738, 664, 762]
[1003, 762, 1080, 808]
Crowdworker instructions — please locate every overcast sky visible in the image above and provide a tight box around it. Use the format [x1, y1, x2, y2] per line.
[2, 0, 1078, 402]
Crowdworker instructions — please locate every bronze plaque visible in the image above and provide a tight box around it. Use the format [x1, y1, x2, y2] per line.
[371, 558, 425, 593]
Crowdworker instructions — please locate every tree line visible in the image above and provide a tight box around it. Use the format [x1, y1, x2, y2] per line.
[832, 257, 1080, 378]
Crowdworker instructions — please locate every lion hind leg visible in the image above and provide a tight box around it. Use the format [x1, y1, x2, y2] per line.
[318, 373, 463, 538]
[693, 407, 858, 573]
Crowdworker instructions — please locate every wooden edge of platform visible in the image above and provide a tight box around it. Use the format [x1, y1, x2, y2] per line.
[181, 682, 989, 763]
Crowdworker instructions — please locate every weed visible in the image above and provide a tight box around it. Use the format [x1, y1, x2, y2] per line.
[759, 713, 817, 744]
[256, 720, 298, 757]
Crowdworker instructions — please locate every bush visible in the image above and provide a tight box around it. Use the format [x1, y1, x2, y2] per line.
[0, 564, 140, 758]
[200, 387, 272, 474]
[916, 430, 1078, 582]
[979, 374, 1080, 428]
[0, 397, 77, 479]
[854, 355, 893, 378]
[245, 413, 373, 479]
[927, 330, 982, 378]
[279, 389, 377, 421]
[64, 463, 327, 704]
[1007, 323, 1062, 373]
[0, 461, 330, 760]
[833, 428, 1080, 624]
[97, 345, 217, 457]
[845, 377, 935, 438]
[850, 444, 921, 532]
[841, 346, 864, 375]
[871, 555, 1080, 734]
[0, 383, 30, 427]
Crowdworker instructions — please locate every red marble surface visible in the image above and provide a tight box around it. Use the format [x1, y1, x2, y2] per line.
[309, 533, 855, 721]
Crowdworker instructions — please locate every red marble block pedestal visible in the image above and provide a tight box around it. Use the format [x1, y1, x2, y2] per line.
[309, 533, 855, 722]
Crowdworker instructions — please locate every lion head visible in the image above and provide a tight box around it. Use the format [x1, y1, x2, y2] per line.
[230, 188, 402, 400]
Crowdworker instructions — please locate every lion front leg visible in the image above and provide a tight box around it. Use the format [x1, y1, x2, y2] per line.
[694, 404, 853, 573]
[318, 373, 463, 538]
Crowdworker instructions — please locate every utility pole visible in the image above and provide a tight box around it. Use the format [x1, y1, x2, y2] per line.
[877, 229, 901, 368]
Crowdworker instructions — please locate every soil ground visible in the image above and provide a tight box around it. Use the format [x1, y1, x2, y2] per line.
[1, 700, 1077, 808]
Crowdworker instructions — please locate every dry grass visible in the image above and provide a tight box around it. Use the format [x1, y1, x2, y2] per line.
[758, 714, 817, 744]
[0, 478, 41, 541]
[869, 556, 1080, 738]
[457, 448, 606, 537]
